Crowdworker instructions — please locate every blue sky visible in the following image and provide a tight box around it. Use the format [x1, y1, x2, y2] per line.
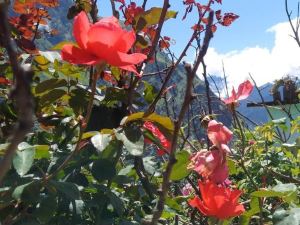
[97, 1, 300, 87]
[98, 0, 289, 53]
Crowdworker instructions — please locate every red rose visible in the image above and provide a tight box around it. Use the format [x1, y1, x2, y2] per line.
[61, 12, 147, 75]
[189, 181, 245, 220]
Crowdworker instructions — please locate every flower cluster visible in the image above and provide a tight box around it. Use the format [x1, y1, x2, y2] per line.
[187, 80, 253, 220]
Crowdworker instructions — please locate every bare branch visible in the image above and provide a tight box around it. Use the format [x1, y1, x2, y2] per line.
[285, 0, 300, 47]
[0, 3, 34, 184]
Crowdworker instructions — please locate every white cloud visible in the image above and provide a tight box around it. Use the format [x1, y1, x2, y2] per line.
[198, 19, 300, 91]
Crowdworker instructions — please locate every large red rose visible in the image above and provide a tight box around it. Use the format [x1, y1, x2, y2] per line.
[189, 181, 245, 220]
[61, 11, 147, 75]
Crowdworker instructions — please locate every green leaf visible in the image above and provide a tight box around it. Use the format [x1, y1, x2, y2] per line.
[51, 41, 77, 50]
[143, 81, 157, 104]
[91, 133, 112, 152]
[69, 88, 89, 115]
[34, 145, 50, 159]
[273, 207, 300, 225]
[39, 89, 67, 108]
[35, 79, 67, 95]
[35, 195, 57, 223]
[91, 159, 116, 181]
[13, 142, 35, 176]
[239, 197, 260, 225]
[251, 183, 297, 203]
[227, 158, 239, 175]
[135, 7, 178, 31]
[82, 131, 99, 139]
[12, 182, 41, 203]
[115, 130, 144, 156]
[107, 191, 125, 216]
[124, 112, 174, 132]
[50, 181, 80, 200]
[170, 150, 191, 181]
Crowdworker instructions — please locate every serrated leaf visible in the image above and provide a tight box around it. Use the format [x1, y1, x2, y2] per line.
[143, 81, 157, 104]
[39, 89, 67, 108]
[124, 112, 174, 132]
[34, 145, 50, 159]
[91, 159, 116, 181]
[170, 150, 191, 181]
[273, 207, 300, 225]
[12, 181, 40, 203]
[135, 7, 178, 31]
[13, 142, 35, 176]
[115, 131, 144, 156]
[35, 195, 57, 223]
[91, 133, 112, 152]
[50, 181, 80, 200]
[35, 79, 67, 95]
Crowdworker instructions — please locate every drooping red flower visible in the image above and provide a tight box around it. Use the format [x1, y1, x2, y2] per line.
[61, 11, 147, 75]
[207, 120, 232, 148]
[223, 80, 254, 105]
[187, 149, 228, 184]
[189, 181, 245, 220]
[143, 121, 171, 155]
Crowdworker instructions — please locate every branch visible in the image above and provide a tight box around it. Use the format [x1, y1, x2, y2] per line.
[143, 11, 214, 225]
[285, 0, 300, 47]
[109, 0, 119, 19]
[0, 3, 34, 185]
[147, 0, 170, 61]
[268, 169, 300, 185]
[201, 59, 212, 114]
[90, 0, 99, 23]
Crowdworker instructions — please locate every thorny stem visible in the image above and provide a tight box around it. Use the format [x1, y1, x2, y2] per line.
[144, 11, 214, 225]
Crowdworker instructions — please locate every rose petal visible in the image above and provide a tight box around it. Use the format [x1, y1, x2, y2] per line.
[116, 30, 136, 53]
[88, 22, 123, 48]
[236, 80, 254, 101]
[73, 11, 90, 49]
[61, 44, 100, 65]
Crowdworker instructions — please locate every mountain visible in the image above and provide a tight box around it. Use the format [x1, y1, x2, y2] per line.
[38, 1, 232, 137]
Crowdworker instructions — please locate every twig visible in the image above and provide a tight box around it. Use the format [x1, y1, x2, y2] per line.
[268, 169, 300, 185]
[208, 73, 221, 99]
[147, 0, 170, 61]
[202, 59, 212, 114]
[90, 0, 99, 23]
[144, 11, 214, 225]
[142, 0, 148, 10]
[0, 3, 34, 185]
[134, 157, 155, 199]
[285, 0, 300, 47]
[109, 0, 119, 18]
[222, 60, 229, 98]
